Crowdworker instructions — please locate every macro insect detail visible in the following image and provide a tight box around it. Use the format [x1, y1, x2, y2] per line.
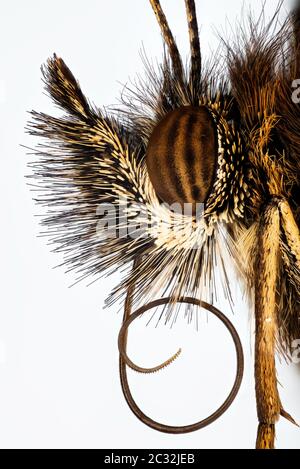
[28, 0, 300, 449]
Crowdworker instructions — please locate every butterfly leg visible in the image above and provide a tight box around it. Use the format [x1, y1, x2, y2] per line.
[255, 199, 282, 449]
[255, 198, 298, 449]
[278, 199, 300, 292]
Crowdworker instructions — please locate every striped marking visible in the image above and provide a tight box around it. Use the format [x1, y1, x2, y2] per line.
[146, 106, 218, 210]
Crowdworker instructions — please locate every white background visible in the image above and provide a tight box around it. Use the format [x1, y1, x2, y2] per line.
[0, 0, 299, 449]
